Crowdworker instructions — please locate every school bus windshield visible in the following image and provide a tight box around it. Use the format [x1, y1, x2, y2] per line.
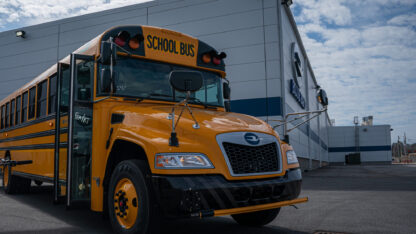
[110, 56, 224, 107]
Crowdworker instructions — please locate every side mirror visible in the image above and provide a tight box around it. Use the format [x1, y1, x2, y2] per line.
[223, 82, 231, 99]
[100, 41, 117, 65]
[169, 71, 203, 92]
[224, 101, 231, 112]
[100, 42, 112, 65]
[100, 68, 112, 93]
[318, 89, 328, 106]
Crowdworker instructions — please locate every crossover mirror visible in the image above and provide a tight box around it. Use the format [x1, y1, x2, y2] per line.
[100, 68, 113, 93]
[223, 82, 231, 99]
[169, 71, 203, 93]
[100, 41, 117, 65]
[318, 89, 329, 106]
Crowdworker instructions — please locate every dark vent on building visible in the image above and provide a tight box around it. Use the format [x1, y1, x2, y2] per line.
[223, 142, 279, 175]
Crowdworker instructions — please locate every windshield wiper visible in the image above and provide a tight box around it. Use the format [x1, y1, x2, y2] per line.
[147, 93, 173, 98]
[147, 93, 213, 109]
[188, 97, 208, 108]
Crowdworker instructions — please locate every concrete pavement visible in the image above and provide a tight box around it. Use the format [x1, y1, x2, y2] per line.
[0, 164, 415, 233]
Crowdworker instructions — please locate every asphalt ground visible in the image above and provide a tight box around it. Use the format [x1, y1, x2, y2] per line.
[0, 164, 415, 234]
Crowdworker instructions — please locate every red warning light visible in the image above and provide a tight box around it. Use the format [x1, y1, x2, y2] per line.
[213, 57, 221, 65]
[114, 31, 130, 47]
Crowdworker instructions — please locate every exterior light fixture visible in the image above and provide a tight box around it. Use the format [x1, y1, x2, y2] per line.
[282, 0, 293, 6]
[16, 30, 26, 38]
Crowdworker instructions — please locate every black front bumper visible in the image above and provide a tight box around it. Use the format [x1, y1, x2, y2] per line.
[151, 168, 302, 218]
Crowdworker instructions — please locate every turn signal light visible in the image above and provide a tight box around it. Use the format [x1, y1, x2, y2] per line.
[114, 31, 130, 47]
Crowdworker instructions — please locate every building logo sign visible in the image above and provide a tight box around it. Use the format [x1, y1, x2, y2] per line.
[290, 42, 306, 109]
[290, 79, 306, 109]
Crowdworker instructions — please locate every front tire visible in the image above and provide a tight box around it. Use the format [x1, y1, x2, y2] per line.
[108, 160, 151, 234]
[231, 208, 280, 227]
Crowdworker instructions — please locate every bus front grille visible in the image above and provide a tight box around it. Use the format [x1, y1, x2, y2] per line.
[222, 142, 279, 175]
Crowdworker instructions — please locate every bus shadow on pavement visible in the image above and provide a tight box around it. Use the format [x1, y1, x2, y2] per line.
[2, 184, 307, 234]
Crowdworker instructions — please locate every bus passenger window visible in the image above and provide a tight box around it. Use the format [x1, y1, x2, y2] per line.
[49, 75, 56, 114]
[28, 87, 36, 119]
[60, 66, 70, 113]
[1, 105, 4, 129]
[37, 81, 47, 118]
[5, 102, 9, 128]
[16, 96, 21, 125]
[76, 62, 93, 101]
[10, 99, 15, 127]
[22, 91, 28, 123]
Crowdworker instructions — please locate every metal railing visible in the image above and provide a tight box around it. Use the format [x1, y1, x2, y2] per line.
[269, 107, 327, 143]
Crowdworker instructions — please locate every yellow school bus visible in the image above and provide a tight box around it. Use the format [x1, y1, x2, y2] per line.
[1, 25, 307, 233]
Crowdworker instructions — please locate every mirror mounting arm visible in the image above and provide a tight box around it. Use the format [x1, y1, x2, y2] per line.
[168, 91, 200, 147]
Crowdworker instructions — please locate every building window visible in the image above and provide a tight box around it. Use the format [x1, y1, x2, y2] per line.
[49, 75, 57, 114]
[10, 99, 15, 127]
[16, 95, 21, 125]
[22, 91, 28, 123]
[5, 102, 9, 128]
[37, 81, 47, 118]
[28, 87, 36, 119]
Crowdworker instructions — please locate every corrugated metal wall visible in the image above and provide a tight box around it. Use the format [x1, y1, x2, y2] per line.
[0, 0, 331, 168]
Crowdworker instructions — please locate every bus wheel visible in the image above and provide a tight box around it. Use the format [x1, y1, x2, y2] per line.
[231, 208, 281, 227]
[2, 156, 31, 194]
[108, 160, 150, 234]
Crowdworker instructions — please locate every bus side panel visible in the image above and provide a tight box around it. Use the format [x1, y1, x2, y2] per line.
[0, 118, 67, 182]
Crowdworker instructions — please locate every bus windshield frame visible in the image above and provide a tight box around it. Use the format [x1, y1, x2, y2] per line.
[98, 55, 225, 108]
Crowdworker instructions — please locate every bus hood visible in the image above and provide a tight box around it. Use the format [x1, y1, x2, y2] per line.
[113, 104, 276, 137]
[111, 103, 284, 179]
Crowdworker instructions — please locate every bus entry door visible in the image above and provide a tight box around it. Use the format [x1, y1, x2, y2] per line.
[54, 54, 94, 207]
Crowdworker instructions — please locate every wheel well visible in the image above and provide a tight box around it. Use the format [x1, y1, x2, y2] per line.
[103, 140, 150, 212]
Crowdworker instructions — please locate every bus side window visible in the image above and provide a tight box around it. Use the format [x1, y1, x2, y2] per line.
[22, 91, 28, 123]
[76, 61, 93, 101]
[5, 102, 9, 128]
[16, 95, 21, 125]
[48, 75, 57, 114]
[28, 87, 36, 120]
[10, 99, 15, 127]
[36, 80, 47, 118]
[60, 66, 70, 113]
[1, 105, 4, 129]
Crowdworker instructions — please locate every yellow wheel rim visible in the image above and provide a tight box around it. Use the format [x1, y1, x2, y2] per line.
[3, 165, 9, 187]
[114, 178, 139, 229]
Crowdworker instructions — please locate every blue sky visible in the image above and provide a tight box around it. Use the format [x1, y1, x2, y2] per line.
[292, 0, 416, 144]
[0, 0, 415, 143]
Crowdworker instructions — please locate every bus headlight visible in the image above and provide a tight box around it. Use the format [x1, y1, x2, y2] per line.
[155, 153, 214, 169]
[286, 150, 299, 164]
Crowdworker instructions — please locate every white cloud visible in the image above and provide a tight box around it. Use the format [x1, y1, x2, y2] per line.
[388, 13, 416, 27]
[295, 0, 352, 26]
[294, 1, 416, 140]
[0, 0, 152, 30]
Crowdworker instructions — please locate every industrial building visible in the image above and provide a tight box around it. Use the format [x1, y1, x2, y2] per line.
[0, 0, 391, 169]
[329, 123, 392, 165]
